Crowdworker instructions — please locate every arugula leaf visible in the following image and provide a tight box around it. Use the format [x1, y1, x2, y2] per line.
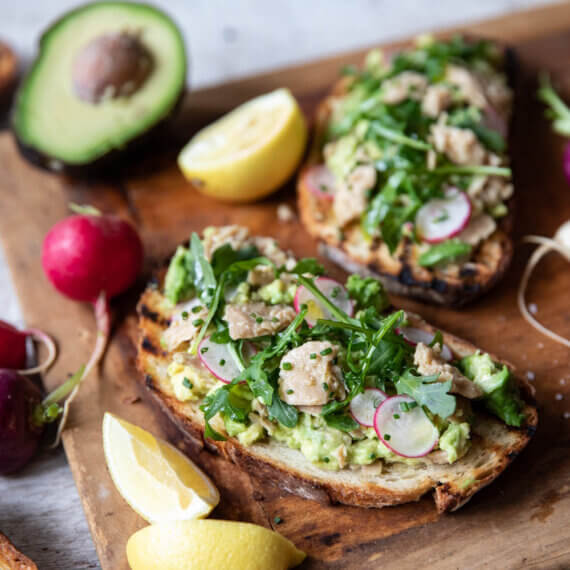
[201, 383, 250, 441]
[211, 243, 260, 277]
[290, 258, 325, 276]
[418, 240, 472, 267]
[395, 370, 456, 419]
[268, 395, 299, 428]
[190, 233, 216, 305]
[346, 274, 389, 312]
[324, 412, 359, 432]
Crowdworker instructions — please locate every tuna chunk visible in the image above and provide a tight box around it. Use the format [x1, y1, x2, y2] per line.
[430, 123, 486, 166]
[381, 71, 428, 105]
[457, 214, 497, 246]
[279, 341, 345, 406]
[414, 342, 483, 400]
[445, 65, 487, 108]
[422, 84, 452, 118]
[333, 164, 377, 227]
[162, 302, 208, 351]
[202, 225, 250, 260]
[223, 302, 296, 339]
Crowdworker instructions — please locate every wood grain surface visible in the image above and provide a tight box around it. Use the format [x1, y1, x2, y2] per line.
[1, 3, 570, 568]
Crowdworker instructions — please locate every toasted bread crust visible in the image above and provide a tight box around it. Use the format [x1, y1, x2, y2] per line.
[136, 283, 537, 514]
[0, 532, 37, 570]
[297, 59, 515, 307]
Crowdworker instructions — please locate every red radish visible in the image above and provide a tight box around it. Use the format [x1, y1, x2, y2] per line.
[41, 204, 143, 444]
[0, 366, 84, 473]
[396, 327, 453, 361]
[294, 277, 354, 327]
[0, 320, 57, 374]
[303, 164, 337, 201]
[373, 395, 438, 458]
[349, 388, 387, 427]
[198, 336, 242, 384]
[415, 188, 471, 244]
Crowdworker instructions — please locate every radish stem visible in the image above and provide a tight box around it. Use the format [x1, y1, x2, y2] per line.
[18, 328, 57, 375]
[52, 291, 111, 446]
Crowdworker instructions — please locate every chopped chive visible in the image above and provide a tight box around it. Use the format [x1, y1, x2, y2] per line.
[393, 413, 400, 419]
[219, 359, 226, 366]
[286, 389, 294, 394]
[323, 457, 330, 463]
[271, 317, 279, 323]
[369, 453, 376, 460]
[191, 305, 203, 313]
[192, 318, 204, 327]
[200, 346, 209, 354]
[310, 353, 317, 359]
[255, 316, 263, 324]
[322, 382, 329, 391]
[331, 286, 340, 299]
[282, 362, 293, 371]
[273, 516, 283, 525]
[384, 434, 391, 441]
[320, 347, 333, 356]
[182, 377, 193, 389]
[181, 311, 189, 320]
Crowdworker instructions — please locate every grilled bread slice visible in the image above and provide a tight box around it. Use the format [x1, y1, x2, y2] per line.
[136, 278, 537, 514]
[297, 44, 516, 307]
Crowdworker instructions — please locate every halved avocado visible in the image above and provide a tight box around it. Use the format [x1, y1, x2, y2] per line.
[12, 1, 187, 172]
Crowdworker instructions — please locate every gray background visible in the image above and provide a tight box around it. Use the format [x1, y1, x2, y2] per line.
[0, 1, 553, 568]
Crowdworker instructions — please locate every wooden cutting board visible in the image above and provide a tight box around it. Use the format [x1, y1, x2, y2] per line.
[1, 3, 570, 568]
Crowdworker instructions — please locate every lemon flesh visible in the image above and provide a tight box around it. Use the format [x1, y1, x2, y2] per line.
[102, 412, 219, 523]
[178, 88, 307, 202]
[127, 520, 306, 570]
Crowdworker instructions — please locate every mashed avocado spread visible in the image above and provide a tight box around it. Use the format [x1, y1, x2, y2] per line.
[161, 226, 525, 472]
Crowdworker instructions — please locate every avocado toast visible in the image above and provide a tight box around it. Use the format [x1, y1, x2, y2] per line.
[297, 36, 515, 306]
[137, 226, 536, 513]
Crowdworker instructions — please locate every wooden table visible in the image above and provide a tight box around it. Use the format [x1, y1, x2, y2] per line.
[1, 2, 570, 568]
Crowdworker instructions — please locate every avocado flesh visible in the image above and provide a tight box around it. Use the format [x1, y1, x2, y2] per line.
[13, 2, 186, 166]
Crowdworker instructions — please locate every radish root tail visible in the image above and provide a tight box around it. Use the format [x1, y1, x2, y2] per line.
[18, 328, 58, 375]
[51, 291, 111, 447]
[518, 236, 570, 349]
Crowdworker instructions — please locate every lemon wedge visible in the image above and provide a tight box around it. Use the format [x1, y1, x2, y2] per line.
[126, 520, 306, 570]
[102, 412, 219, 523]
[178, 88, 307, 202]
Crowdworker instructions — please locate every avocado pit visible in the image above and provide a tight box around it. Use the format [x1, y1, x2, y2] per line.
[72, 32, 153, 103]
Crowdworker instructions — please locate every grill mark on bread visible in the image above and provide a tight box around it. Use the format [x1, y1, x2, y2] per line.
[141, 335, 162, 356]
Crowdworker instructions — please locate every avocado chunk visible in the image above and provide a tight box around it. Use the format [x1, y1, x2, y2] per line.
[12, 2, 186, 170]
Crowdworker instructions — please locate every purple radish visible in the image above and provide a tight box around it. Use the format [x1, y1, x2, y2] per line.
[349, 388, 387, 427]
[0, 367, 84, 473]
[373, 395, 438, 458]
[294, 277, 354, 327]
[415, 189, 471, 244]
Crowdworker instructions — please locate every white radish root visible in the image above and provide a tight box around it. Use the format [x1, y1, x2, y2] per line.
[518, 221, 570, 348]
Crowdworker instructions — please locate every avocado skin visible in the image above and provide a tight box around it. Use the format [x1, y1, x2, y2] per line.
[12, 89, 187, 177]
[10, 1, 188, 175]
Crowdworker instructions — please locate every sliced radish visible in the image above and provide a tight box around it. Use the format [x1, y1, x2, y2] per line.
[396, 327, 453, 361]
[303, 164, 338, 201]
[294, 277, 354, 327]
[350, 388, 388, 427]
[373, 395, 438, 458]
[415, 188, 471, 244]
[172, 298, 205, 324]
[198, 336, 242, 384]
